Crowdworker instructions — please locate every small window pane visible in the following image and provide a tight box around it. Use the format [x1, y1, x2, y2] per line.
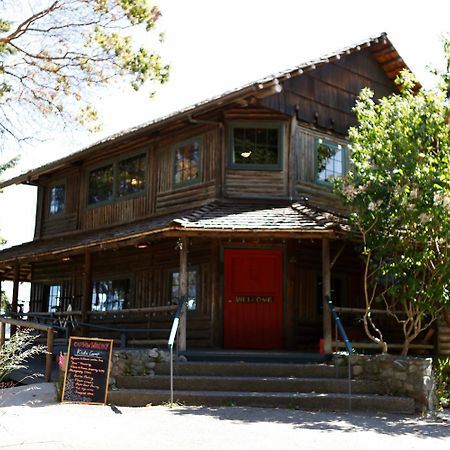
[174, 140, 201, 186]
[48, 284, 61, 312]
[170, 269, 198, 311]
[233, 126, 280, 166]
[88, 164, 114, 204]
[91, 279, 130, 311]
[317, 141, 345, 183]
[118, 154, 146, 197]
[49, 185, 65, 215]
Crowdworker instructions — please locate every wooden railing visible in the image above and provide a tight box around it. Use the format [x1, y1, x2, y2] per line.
[0, 317, 55, 382]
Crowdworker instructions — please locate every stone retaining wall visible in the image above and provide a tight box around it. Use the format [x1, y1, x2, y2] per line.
[334, 353, 434, 411]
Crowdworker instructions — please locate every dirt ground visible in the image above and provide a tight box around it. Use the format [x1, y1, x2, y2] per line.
[0, 383, 449, 450]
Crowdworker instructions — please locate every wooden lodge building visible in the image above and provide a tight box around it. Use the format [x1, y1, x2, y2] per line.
[0, 33, 446, 355]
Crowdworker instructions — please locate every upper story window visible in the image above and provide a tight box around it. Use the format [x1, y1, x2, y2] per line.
[170, 268, 198, 311]
[49, 184, 65, 215]
[87, 152, 146, 206]
[91, 278, 130, 311]
[173, 138, 201, 188]
[229, 123, 283, 170]
[316, 138, 347, 184]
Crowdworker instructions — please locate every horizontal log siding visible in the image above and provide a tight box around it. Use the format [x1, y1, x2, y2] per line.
[224, 118, 290, 198]
[156, 129, 219, 212]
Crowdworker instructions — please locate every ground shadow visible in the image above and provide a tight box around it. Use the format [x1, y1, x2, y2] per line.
[167, 405, 450, 439]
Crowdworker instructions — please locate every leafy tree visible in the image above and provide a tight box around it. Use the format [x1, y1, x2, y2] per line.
[0, 0, 169, 143]
[336, 50, 450, 355]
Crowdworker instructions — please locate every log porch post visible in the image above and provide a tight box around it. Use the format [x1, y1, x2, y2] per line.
[10, 264, 20, 336]
[322, 238, 332, 354]
[178, 237, 188, 352]
[81, 251, 92, 336]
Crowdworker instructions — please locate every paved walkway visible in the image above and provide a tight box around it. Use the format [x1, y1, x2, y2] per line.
[0, 383, 449, 450]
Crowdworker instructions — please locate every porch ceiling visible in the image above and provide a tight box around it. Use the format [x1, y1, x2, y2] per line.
[0, 200, 348, 280]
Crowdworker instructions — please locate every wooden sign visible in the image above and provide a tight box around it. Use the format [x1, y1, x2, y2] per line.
[235, 296, 273, 304]
[61, 336, 113, 405]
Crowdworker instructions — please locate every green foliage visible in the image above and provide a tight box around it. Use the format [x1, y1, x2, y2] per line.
[0, 290, 9, 311]
[335, 45, 450, 353]
[0, 0, 169, 139]
[0, 329, 45, 382]
[434, 357, 450, 408]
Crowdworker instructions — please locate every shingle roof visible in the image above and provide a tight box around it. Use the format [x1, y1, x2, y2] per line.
[0, 32, 414, 189]
[0, 200, 348, 279]
[172, 201, 348, 232]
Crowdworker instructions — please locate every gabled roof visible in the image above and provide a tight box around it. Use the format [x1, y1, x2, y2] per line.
[0, 32, 414, 189]
[0, 200, 348, 280]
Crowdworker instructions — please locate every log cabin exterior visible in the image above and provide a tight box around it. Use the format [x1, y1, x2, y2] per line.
[1, 33, 446, 354]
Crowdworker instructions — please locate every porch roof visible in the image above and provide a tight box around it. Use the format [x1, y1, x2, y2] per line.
[0, 200, 348, 280]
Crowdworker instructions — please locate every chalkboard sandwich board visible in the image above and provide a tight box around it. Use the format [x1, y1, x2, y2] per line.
[61, 336, 113, 405]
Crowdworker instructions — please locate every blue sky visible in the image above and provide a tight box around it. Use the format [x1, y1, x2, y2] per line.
[1, 0, 449, 251]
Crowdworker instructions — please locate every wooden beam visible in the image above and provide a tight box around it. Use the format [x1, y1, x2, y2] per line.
[81, 251, 92, 336]
[178, 237, 188, 351]
[322, 238, 332, 354]
[45, 328, 54, 382]
[10, 264, 19, 336]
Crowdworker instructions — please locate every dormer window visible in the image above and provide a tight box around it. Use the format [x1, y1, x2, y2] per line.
[173, 137, 201, 188]
[87, 152, 146, 206]
[315, 138, 347, 184]
[229, 123, 283, 170]
[49, 184, 65, 215]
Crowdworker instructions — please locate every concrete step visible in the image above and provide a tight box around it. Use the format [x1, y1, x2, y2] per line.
[156, 361, 347, 378]
[108, 389, 415, 413]
[115, 374, 385, 395]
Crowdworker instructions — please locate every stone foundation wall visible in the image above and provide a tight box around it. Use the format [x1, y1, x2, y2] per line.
[334, 354, 434, 411]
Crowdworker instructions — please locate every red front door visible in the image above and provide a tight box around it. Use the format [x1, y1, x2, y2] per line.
[224, 249, 283, 349]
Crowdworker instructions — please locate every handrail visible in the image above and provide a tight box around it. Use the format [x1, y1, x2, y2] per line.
[325, 296, 353, 411]
[325, 297, 353, 354]
[168, 297, 186, 404]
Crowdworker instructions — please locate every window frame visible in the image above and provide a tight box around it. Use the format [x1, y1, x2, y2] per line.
[172, 136, 203, 189]
[314, 138, 347, 186]
[90, 276, 133, 312]
[169, 267, 199, 312]
[47, 180, 66, 217]
[45, 283, 62, 312]
[86, 149, 148, 208]
[227, 122, 284, 171]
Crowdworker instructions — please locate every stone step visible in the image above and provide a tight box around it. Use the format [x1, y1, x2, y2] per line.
[156, 361, 348, 378]
[115, 374, 385, 395]
[108, 389, 415, 413]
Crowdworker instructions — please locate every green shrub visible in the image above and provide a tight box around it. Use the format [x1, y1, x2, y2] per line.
[0, 328, 45, 382]
[434, 357, 450, 409]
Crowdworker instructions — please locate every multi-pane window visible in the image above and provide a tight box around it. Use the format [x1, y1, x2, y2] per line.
[316, 139, 346, 183]
[118, 154, 146, 196]
[87, 152, 146, 205]
[91, 279, 130, 311]
[170, 269, 198, 311]
[49, 185, 65, 215]
[230, 123, 282, 169]
[174, 139, 201, 187]
[88, 164, 114, 204]
[47, 284, 61, 312]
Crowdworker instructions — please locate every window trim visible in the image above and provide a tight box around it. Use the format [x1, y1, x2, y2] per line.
[314, 138, 347, 186]
[172, 136, 203, 189]
[227, 121, 284, 171]
[169, 266, 199, 313]
[47, 180, 66, 217]
[86, 149, 148, 208]
[45, 283, 62, 312]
